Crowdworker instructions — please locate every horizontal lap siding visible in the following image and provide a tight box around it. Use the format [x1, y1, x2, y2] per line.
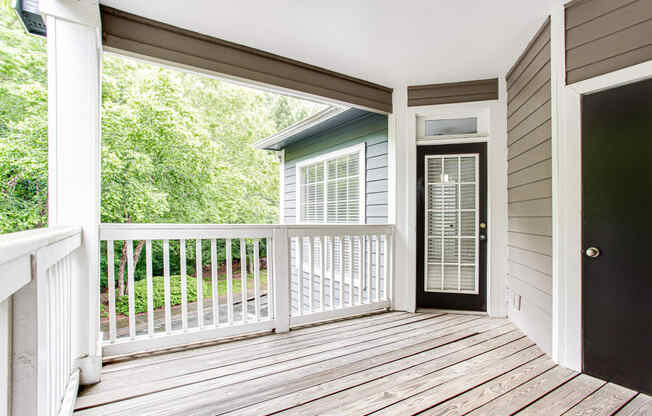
[505, 18, 552, 355]
[283, 114, 389, 225]
[407, 78, 499, 107]
[565, 0, 652, 84]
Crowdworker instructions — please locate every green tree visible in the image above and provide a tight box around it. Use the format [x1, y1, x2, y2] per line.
[1, 5, 326, 297]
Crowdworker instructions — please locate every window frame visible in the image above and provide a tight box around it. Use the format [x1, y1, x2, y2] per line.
[295, 143, 366, 225]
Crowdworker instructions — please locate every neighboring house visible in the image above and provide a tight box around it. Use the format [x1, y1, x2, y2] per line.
[255, 107, 389, 313]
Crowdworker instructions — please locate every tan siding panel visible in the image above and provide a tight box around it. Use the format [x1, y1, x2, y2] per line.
[565, 0, 639, 29]
[407, 79, 498, 107]
[508, 198, 552, 217]
[508, 217, 552, 236]
[509, 232, 552, 256]
[509, 261, 553, 294]
[508, 160, 552, 189]
[99, 6, 393, 113]
[508, 140, 552, 174]
[507, 46, 551, 105]
[508, 105, 551, 145]
[507, 20, 550, 82]
[507, 274, 553, 314]
[507, 16, 552, 355]
[508, 62, 551, 117]
[567, 44, 652, 83]
[509, 179, 553, 203]
[565, 0, 652, 85]
[508, 82, 551, 132]
[567, 18, 652, 71]
[566, 1, 652, 49]
[508, 246, 552, 276]
[508, 121, 552, 160]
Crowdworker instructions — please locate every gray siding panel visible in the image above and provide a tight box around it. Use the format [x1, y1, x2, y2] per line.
[507, 18, 552, 355]
[565, 0, 652, 84]
[283, 114, 388, 224]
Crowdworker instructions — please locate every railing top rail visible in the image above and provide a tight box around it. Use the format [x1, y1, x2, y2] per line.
[0, 226, 82, 266]
[99, 223, 394, 241]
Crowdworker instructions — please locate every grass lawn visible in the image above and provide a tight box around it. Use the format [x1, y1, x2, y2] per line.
[111, 271, 268, 316]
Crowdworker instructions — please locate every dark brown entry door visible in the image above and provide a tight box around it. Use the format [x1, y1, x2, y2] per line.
[417, 143, 487, 311]
[582, 77, 652, 395]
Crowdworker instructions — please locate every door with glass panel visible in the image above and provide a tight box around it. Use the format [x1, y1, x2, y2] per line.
[416, 143, 487, 311]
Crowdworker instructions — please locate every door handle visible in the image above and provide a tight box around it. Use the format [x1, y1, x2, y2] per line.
[585, 247, 601, 258]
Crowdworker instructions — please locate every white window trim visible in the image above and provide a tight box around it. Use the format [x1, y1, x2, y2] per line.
[295, 143, 367, 225]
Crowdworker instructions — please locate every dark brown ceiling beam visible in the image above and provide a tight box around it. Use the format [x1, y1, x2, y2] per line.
[99, 6, 393, 113]
[407, 78, 498, 107]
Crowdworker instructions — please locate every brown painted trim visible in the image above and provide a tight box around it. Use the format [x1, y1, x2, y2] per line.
[506, 17, 551, 82]
[407, 78, 498, 107]
[99, 6, 393, 113]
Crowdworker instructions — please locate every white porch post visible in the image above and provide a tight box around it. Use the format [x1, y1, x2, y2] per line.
[389, 86, 416, 312]
[40, 0, 102, 384]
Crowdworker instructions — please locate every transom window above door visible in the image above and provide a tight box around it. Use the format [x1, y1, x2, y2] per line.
[297, 143, 365, 224]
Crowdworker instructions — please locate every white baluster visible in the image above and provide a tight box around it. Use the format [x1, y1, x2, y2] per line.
[211, 239, 219, 326]
[146, 240, 153, 336]
[196, 239, 203, 329]
[107, 240, 116, 342]
[163, 239, 172, 334]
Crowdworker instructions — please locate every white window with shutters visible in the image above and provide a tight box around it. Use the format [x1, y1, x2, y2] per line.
[296, 143, 366, 224]
[295, 144, 366, 285]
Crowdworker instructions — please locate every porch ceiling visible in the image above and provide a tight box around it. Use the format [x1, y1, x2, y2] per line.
[99, 0, 557, 89]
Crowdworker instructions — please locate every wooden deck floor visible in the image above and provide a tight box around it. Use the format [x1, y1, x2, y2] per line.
[75, 312, 651, 415]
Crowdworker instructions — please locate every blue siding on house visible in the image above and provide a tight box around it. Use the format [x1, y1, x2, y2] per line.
[282, 113, 389, 225]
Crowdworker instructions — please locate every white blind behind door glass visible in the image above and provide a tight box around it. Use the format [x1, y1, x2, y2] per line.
[425, 154, 479, 294]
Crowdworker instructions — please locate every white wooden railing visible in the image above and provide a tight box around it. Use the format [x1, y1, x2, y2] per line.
[287, 226, 393, 326]
[0, 226, 82, 416]
[99, 223, 394, 357]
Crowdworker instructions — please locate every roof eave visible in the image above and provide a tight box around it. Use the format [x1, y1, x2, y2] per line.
[254, 106, 348, 151]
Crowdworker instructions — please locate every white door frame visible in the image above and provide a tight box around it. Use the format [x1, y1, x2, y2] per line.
[550, 4, 652, 371]
[392, 92, 508, 317]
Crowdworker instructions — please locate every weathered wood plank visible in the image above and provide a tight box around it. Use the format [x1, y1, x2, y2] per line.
[414, 358, 557, 416]
[78, 314, 451, 401]
[215, 325, 524, 416]
[616, 393, 652, 415]
[466, 365, 578, 415]
[101, 311, 410, 374]
[565, 383, 638, 416]
[281, 339, 537, 415]
[76, 316, 500, 413]
[516, 373, 605, 415]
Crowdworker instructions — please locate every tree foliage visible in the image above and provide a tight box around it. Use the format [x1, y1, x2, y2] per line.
[1, 6, 325, 296]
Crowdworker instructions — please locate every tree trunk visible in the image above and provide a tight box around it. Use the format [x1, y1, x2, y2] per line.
[133, 240, 146, 270]
[117, 240, 146, 299]
[117, 241, 127, 297]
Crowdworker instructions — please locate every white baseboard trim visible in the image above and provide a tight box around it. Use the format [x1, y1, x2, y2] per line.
[416, 308, 488, 316]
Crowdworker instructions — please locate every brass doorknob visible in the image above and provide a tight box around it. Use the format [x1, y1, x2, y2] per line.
[585, 247, 600, 258]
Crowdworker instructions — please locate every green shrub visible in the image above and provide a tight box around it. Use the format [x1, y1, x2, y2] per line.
[115, 275, 211, 315]
[113, 271, 267, 316]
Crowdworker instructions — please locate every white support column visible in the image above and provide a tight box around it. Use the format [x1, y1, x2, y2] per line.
[41, 0, 102, 385]
[272, 227, 290, 332]
[487, 79, 508, 318]
[389, 86, 416, 312]
[551, 2, 583, 372]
